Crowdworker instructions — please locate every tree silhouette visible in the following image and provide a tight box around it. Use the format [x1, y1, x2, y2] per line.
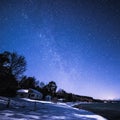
[0, 51, 26, 79]
[19, 76, 36, 89]
[44, 81, 57, 97]
[0, 51, 26, 97]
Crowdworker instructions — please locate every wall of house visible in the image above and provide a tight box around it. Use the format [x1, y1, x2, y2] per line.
[17, 89, 43, 100]
[17, 93, 28, 98]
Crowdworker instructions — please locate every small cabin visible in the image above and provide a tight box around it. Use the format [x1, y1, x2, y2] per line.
[58, 98, 65, 102]
[17, 88, 43, 100]
[45, 95, 52, 101]
[28, 88, 43, 100]
[17, 89, 29, 98]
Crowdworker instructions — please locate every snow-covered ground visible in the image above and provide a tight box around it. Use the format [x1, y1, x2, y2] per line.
[0, 97, 107, 120]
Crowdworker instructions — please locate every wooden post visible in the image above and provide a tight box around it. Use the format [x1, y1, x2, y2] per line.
[6, 98, 10, 108]
[34, 101, 36, 111]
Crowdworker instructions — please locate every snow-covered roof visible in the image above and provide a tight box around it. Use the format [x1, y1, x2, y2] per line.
[29, 88, 42, 95]
[17, 89, 29, 93]
[17, 89, 42, 95]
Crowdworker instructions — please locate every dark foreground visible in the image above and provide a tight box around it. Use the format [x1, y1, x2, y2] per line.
[74, 102, 120, 120]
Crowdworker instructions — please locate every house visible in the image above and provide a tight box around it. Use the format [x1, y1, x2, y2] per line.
[17, 89, 29, 98]
[28, 88, 43, 100]
[58, 98, 65, 102]
[45, 95, 52, 101]
[17, 88, 43, 100]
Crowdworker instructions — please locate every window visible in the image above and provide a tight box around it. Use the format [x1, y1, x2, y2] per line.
[30, 94, 35, 97]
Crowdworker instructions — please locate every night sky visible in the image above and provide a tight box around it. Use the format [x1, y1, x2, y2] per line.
[0, 0, 120, 99]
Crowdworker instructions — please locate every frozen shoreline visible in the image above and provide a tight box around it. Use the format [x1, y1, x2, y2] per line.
[74, 102, 120, 120]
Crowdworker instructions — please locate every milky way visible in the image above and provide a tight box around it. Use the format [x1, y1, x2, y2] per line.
[0, 0, 120, 99]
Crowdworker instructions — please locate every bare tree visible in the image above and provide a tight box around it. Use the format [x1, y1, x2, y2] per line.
[0, 51, 26, 79]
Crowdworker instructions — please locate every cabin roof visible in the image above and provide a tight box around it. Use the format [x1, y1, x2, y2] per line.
[17, 89, 28, 93]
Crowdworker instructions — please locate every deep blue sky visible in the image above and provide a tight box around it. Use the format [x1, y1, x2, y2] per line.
[0, 0, 120, 99]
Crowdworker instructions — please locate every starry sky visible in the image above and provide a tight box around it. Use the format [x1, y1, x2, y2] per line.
[0, 0, 120, 100]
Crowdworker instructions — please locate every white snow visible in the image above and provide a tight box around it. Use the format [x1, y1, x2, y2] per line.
[17, 89, 28, 93]
[0, 97, 107, 120]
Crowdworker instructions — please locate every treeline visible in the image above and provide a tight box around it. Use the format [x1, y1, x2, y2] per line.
[56, 89, 94, 102]
[0, 51, 96, 102]
[0, 51, 58, 98]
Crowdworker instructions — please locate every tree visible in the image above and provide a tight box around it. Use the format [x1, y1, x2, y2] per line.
[35, 81, 45, 94]
[0, 51, 26, 97]
[39, 82, 45, 89]
[19, 76, 36, 89]
[45, 81, 57, 97]
[0, 71, 18, 97]
[2, 51, 26, 79]
[56, 89, 66, 99]
[0, 51, 10, 76]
